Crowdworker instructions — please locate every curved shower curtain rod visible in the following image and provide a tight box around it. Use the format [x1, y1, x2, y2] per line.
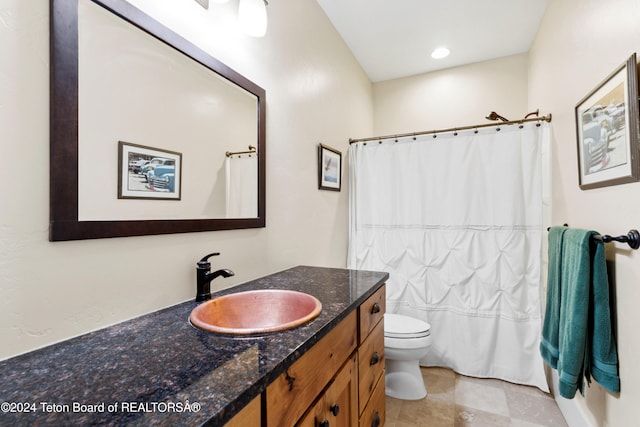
[348, 111, 552, 144]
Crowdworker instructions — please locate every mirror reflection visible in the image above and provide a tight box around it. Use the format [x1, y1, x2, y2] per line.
[78, 0, 258, 220]
[49, 0, 266, 240]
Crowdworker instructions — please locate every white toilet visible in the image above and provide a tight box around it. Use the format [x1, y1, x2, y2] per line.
[384, 313, 432, 400]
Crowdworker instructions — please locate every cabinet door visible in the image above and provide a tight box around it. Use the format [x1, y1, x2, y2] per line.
[224, 395, 260, 427]
[267, 312, 357, 427]
[298, 354, 358, 427]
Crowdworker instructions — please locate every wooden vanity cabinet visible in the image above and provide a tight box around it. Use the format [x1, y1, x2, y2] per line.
[265, 284, 387, 427]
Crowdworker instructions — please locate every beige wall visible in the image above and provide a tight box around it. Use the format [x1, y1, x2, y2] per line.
[529, 0, 640, 425]
[0, 0, 372, 360]
[372, 54, 529, 136]
[4, 1, 640, 423]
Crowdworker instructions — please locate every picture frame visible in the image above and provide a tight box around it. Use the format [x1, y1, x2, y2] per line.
[575, 53, 640, 189]
[318, 143, 342, 191]
[118, 141, 182, 200]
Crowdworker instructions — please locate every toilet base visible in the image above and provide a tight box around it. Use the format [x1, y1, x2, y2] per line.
[385, 359, 427, 400]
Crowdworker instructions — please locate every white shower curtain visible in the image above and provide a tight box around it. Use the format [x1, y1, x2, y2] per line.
[348, 122, 550, 391]
[225, 154, 258, 218]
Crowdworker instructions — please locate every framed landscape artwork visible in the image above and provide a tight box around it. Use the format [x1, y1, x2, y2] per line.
[318, 144, 342, 191]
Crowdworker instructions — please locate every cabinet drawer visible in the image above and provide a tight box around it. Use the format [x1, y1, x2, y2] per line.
[267, 311, 357, 427]
[358, 285, 385, 344]
[357, 320, 384, 414]
[359, 374, 385, 427]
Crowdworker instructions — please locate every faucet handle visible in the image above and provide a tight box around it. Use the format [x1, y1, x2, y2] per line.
[197, 252, 220, 268]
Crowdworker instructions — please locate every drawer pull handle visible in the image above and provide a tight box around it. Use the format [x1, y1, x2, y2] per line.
[370, 351, 380, 366]
[371, 411, 381, 427]
[330, 404, 340, 416]
[320, 420, 330, 427]
[371, 303, 381, 314]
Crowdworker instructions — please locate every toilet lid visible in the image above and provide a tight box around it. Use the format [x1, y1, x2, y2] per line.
[385, 313, 431, 339]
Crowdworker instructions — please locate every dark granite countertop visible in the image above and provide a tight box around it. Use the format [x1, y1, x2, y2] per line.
[0, 266, 388, 426]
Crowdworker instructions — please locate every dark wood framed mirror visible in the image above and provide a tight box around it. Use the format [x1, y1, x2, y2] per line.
[50, 0, 266, 241]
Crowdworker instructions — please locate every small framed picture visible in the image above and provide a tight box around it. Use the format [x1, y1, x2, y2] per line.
[575, 53, 640, 189]
[118, 141, 182, 200]
[318, 143, 342, 191]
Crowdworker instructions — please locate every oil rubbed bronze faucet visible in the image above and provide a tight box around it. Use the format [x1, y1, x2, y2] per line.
[195, 252, 235, 302]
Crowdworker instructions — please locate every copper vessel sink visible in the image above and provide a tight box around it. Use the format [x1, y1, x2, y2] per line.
[190, 289, 322, 335]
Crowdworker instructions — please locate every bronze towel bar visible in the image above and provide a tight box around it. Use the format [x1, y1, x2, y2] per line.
[547, 225, 640, 250]
[593, 230, 640, 249]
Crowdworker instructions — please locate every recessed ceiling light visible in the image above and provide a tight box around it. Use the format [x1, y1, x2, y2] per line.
[431, 47, 450, 59]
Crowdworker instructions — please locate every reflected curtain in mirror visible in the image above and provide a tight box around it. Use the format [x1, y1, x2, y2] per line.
[225, 151, 258, 218]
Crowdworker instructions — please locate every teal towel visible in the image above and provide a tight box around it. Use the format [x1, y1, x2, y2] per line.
[587, 237, 620, 393]
[540, 228, 620, 399]
[540, 226, 566, 368]
[556, 229, 592, 398]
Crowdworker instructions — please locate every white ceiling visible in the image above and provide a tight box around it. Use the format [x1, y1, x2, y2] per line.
[316, 0, 549, 83]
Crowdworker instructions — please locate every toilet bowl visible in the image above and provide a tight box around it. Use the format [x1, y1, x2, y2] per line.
[384, 313, 432, 400]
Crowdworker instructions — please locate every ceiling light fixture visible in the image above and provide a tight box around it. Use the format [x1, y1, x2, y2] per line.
[238, 0, 268, 37]
[431, 47, 450, 59]
[194, 0, 210, 8]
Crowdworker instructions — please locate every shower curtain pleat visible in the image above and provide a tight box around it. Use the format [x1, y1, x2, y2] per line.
[348, 123, 550, 391]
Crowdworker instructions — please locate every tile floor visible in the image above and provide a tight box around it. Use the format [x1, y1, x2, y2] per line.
[385, 367, 568, 427]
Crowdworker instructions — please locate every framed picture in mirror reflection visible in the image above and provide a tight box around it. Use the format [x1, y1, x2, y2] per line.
[118, 141, 182, 200]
